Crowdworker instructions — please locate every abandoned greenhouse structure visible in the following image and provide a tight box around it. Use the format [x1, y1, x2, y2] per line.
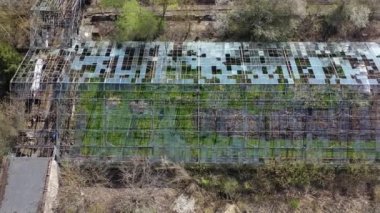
[10, 41, 380, 163]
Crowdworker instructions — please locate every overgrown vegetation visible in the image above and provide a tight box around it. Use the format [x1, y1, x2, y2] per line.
[0, 0, 32, 48]
[226, 0, 305, 41]
[115, 0, 160, 40]
[57, 160, 380, 212]
[226, 0, 377, 41]
[75, 84, 377, 162]
[100, 0, 380, 42]
[101, 0, 180, 41]
[0, 14, 23, 156]
[0, 42, 21, 96]
[57, 159, 192, 212]
[187, 163, 379, 197]
[0, 101, 25, 156]
[321, 0, 373, 40]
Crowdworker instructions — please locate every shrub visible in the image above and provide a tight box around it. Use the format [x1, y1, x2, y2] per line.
[222, 177, 239, 199]
[226, 0, 305, 41]
[116, 0, 160, 41]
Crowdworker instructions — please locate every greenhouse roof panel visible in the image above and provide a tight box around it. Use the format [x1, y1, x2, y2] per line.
[12, 42, 380, 85]
[67, 42, 380, 85]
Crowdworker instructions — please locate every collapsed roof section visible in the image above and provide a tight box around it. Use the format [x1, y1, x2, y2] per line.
[11, 48, 73, 99]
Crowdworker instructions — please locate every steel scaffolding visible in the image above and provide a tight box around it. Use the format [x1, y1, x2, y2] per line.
[30, 0, 82, 49]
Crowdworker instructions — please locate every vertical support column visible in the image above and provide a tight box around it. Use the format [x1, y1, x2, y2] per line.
[196, 42, 201, 163]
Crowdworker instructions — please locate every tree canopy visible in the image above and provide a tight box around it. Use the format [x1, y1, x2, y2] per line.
[116, 0, 160, 41]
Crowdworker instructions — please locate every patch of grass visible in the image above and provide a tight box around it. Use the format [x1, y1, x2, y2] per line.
[289, 198, 300, 210]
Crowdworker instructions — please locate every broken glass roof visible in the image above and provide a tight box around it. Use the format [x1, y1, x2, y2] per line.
[15, 41, 380, 85]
